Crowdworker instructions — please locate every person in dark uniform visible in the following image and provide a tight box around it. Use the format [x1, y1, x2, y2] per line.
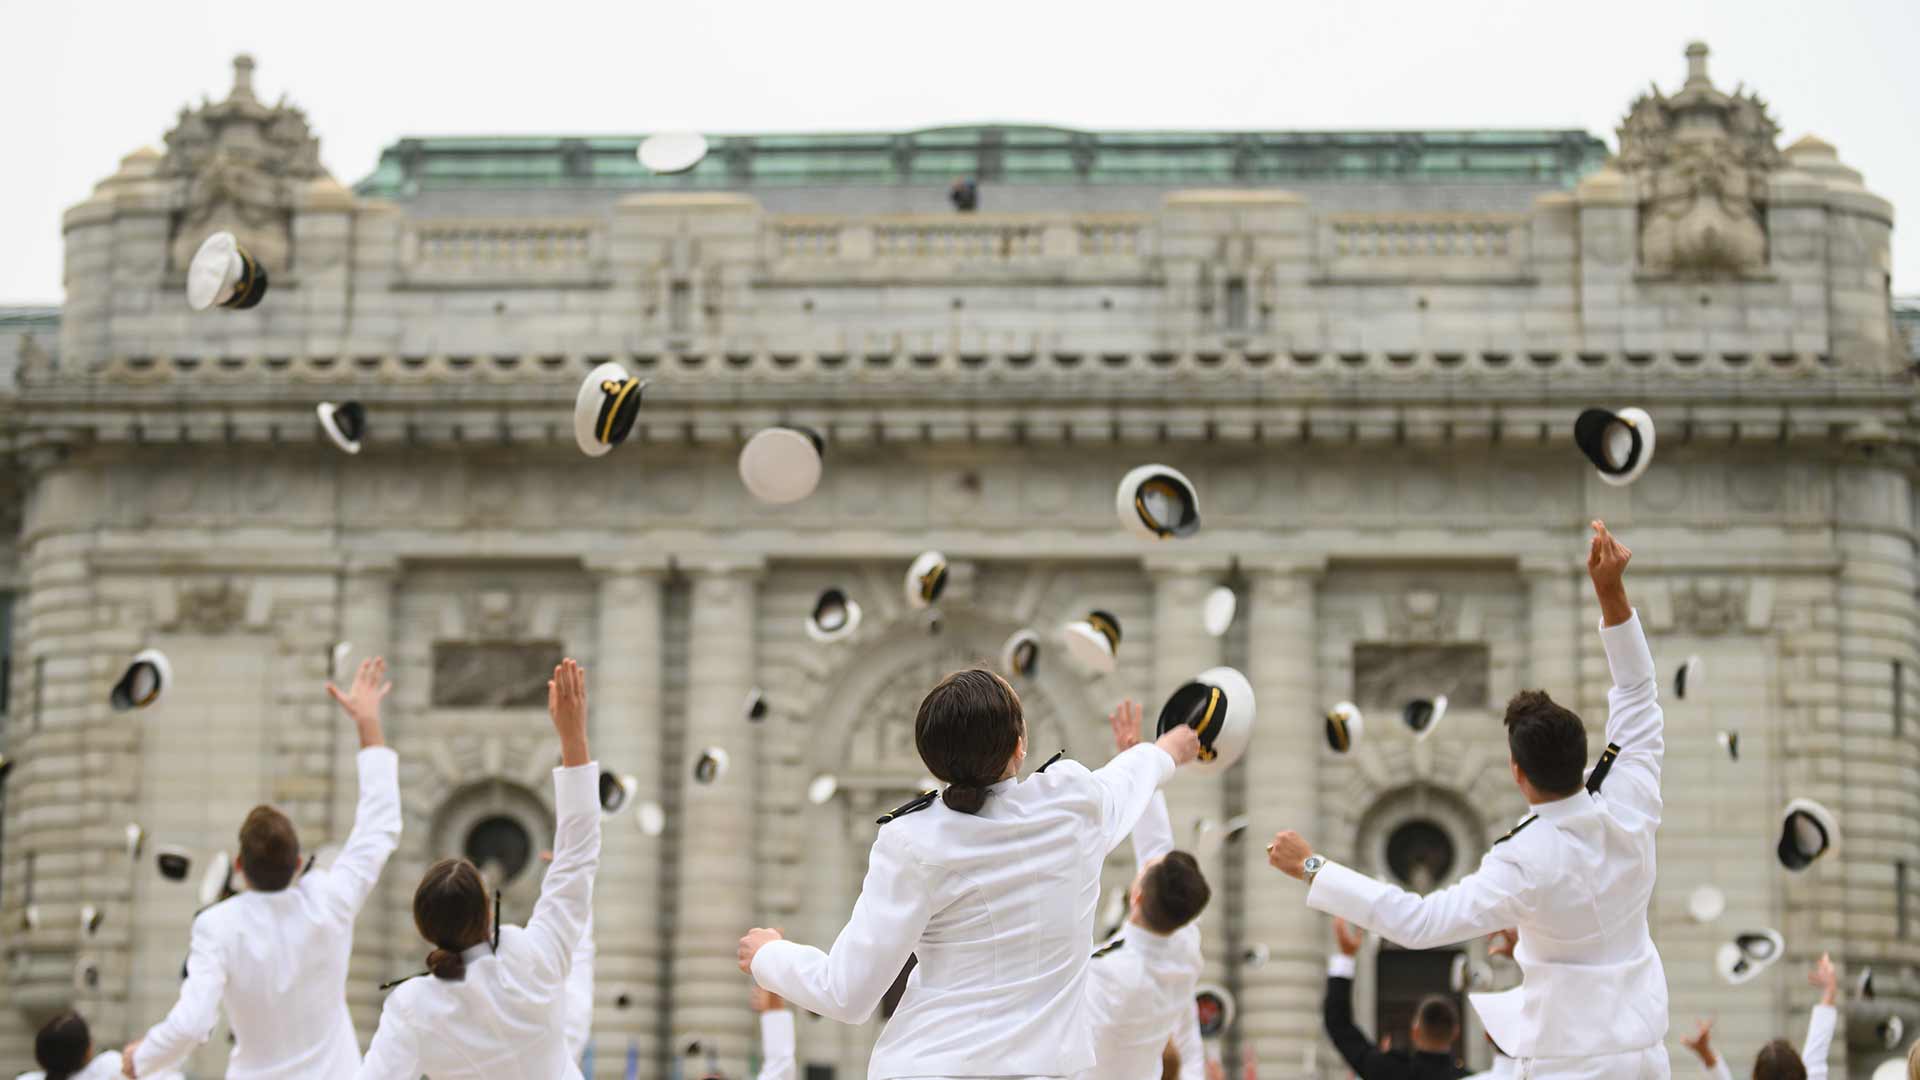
[1323, 917, 1469, 1080]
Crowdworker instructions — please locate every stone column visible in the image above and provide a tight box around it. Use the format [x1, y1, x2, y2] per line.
[1236, 558, 1324, 1071]
[669, 558, 763, 1076]
[333, 558, 397, 1044]
[585, 559, 670, 1072]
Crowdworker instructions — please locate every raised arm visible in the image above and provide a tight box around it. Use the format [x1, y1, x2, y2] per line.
[519, 659, 602, 986]
[744, 826, 935, 1024]
[751, 987, 796, 1080]
[315, 657, 402, 922]
[1281, 840, 1536, 952]
[1172, 987, 1205, 1080]
[1322, 918, 1406, 1079]
[1109, 699, 1179, 868]
[562, 903, 595, 1060]
[1094, 699, 1193, 855]
[1681, 1019, 1732, 1080]
[1588, 522, 1664, 823]
[1801, 953, 1839, 1080]
[353, 1007, 424, 1080]
[127, 917, 227, 1077]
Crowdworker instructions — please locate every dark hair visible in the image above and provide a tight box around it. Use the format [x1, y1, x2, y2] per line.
[413, 858, 492, 981]
[1502, 690, 1588, 796]
[914, 669, 1025, 814]
[1413, 994, 1460, 1041]
[1139, 851, 1211, 933]
[1753, 1040, 1806, 1080]
[35, 1010, 90, 1080]
[239, 805, 301, 892]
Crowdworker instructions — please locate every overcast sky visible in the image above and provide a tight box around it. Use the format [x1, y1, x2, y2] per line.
[2, 0, 1915, 303]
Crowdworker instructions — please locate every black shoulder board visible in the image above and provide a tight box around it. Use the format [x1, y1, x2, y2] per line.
[876, 790, 938, 826]
[378, 970, 426, 991]
[1493, 815, 1537, 846]
[1037, 749, 1067, 773]
[299, 853, 317, 878]
[1585, 742, 1622, 794]
[1091, 938, 1125, 959]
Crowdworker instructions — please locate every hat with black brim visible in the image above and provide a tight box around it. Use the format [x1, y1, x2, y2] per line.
[1156, 666, 1255, 774]
[1717, 730, 1739, 761]
[1001, 629, 1040, 679]
[692, 747, 730, 785]
[1403, 695, 1448, 742]
[1715, 928, 1784, 985]
[743, 688, 768, 722]
[1194, 984, 1236, 1038]
[805, 588, 862, 644]
[600, 772, 639, 816]
[1062, 610, 1122, 675]
[1574, 407, 1656, 487]
[316, 401, 366, 455]
[1777, 797, 1838, 871]
[1325, 701, 1364, 753]
[1115, 464, 1201, 540]
[187, 231, 269, 312]
[739, 427, 825, 505]
[574, 362, 648, 458]
[110, 649, 172, 712]
[904, 551, 949, 610]
[155, 846, 192, 881]
[1676, 655, 1702, 699]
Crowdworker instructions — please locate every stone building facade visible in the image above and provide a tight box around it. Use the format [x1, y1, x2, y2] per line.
[1, 43, 1914, 1078]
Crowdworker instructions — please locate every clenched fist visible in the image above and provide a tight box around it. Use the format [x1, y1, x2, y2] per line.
[1155, 723, 1202, 767]
[1266, 830, 1314, 880]
[738, 927, 784, 974]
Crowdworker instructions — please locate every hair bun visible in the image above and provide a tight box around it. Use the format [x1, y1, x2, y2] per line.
[941, 783, 989, 814]
[426, 947, 467, 981]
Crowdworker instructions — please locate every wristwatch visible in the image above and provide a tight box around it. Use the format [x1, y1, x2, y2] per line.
[1302, 854, 1326, 884]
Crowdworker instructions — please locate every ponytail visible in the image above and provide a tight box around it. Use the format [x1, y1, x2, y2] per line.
[425, 947, 467, 982]
[941, 783, 990, 814]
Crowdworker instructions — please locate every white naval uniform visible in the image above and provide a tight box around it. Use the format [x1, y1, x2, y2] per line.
[1073, 791, 1204, 1080]
[1305, 611, 1670, 1079]
[562, 908, 595, 1062]
[751, 742, 1178, 1079]
[755, 1009, 797, 1080]
[356, 761, 602, 1080]
[1697, 1003, 1835, 1080]
[18, 1050, 184, 1080]
[133, 746, 402, 1079]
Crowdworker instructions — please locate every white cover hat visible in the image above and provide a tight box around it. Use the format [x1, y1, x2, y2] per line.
[904, 551, 949, 610]
[316, 401, 366, 455]
[1156, 666, 1255, 774]
[330, 641, 352, 683]
[1715, 929, 1784, 985]
[1203, 586, 1237, 637]
[692, 748, 730, 785]
[155, 846, 192, 881]
[1325, 701, 1364, 753]
[1194, 984, 1236, 1038]
[1115, 464, 1201, 540]
[199, 852, 234, 909]
[1688, 884, 1726, 923]
[638, 131, 710, 174]
[1402, 696, 1448, 742]
[805, 588, 862, 643]
[1675, 655, 1702, 699]
[110, 649, 172, 712]
[1062, 611, 1122, 675]
[1870, 1056, 1912, 1080]
[636, 800, 666, 837]
[1777, 797, 1839, 871]
[1717, 730, 1739, 761]
[806, 773, 839, 805]
[186, 231, 268, 311]
[574, 362, 648, 457]
[600, 772, 639, 816]
[739, 427, 825, 504]
[1574, 407, 1657, 486]
[1000, 629, 1040, 678]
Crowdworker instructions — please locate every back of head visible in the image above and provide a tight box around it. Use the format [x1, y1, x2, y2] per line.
[1502, 690, 1588, 796]
[1412, 994, 1460, 1048]
[1139, 851, 1211, 934]
[914, 669, 1025, 814]
[412, 858, 492, 981]
[1752, 1040, 1806, 1080]
[239, 805, 301, 892]
[35, 1010, 90, 1080]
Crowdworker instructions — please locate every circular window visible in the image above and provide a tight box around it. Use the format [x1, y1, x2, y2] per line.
[464, 815, 533, 884]
[1385, 819, 1456, 893]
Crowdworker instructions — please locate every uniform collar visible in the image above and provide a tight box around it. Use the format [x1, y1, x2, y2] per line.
[987, 774, 1019, 795]
[460, 940, 494, 965]
[1529, 789, 1595, 822]
[1118, 920, 1182, 954]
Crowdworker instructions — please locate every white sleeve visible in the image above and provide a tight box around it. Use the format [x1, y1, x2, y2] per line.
[563, 908, 595, 1060]
[133, 917, 227, 1076]
[1596, 611, 1664, 823]
[753, 1010, 797, 1080]
[1133, 791, 1176, 871]
[1306, 848, 1536, 951]
[751, 826, 936, 1024]
[1700, 1055, 1733, 1080]
[1091, 743, 1177, 855]
[519, 764, 603, 988]
[353, 1004, 423, 1080]
[1173, 987, 1205, 1080]
[314, 746, 403, 922]
[1800, 1003, 1837, 1080]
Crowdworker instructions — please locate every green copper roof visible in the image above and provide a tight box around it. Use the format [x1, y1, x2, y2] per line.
[354, 125, 1609, 197]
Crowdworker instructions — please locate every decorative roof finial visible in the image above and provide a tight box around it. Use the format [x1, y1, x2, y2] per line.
[231, 54, 257, 102]
[1683, 42, 1711, 88]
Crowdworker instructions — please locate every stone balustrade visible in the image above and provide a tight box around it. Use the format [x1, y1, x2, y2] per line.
[1320, 213, 1530, 280]
[402, 218, 602, 284]
[769, 213, 1149, 265]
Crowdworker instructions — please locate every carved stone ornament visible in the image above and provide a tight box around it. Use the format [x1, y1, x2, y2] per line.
[174, 579, 248, 633]
[162, 55, 327, 276]
[1669, 577, 1746, 636]
[1615, 43, 1782, 277]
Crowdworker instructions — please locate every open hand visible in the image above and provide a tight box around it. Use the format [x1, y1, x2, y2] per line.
[1681, 1018, 1716, 1067]
[1266, 830, 1313, 880]
[738, 927, 784, 974]
[1809, 951, 1838, 1006]
[1109, 699, 1143, 754]
[1333, 916, 1363, 956]
[548, 659, 590, 767]
[326, 657, 391, 748]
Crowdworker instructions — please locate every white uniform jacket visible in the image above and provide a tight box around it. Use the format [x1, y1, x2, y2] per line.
[563, 908, 595, 1062]
[1073, 791, 1204, 1080]
[755, 1009, 797, 1080]
[356, 762, 602, 1080]
[752, 742, 1178, 1079]
[133, 746, 402, 1079]
[18, 1050, 183, 1080]
[1306, 611, 1670, 1066]
[1698, 1003, 1835, 1080]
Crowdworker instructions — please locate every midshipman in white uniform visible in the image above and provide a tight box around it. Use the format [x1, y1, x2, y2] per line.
[1075, 700, 1207, 1080]
[356, 659, 601, 1080]
[739, 669, 1201, 1079]
[1267, 522, 1671, 1080]
[124, 658, 403, 1079]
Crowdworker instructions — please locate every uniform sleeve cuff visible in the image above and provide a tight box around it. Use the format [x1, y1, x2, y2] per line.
[759, 1009, 796, 1057]
[1597, 610, 1656, 684]
[1327, 954, 1357, 978]
[1305, 861, 1390, 922]
[357, 744, 398, 777]
[553, 762, 601, 817]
